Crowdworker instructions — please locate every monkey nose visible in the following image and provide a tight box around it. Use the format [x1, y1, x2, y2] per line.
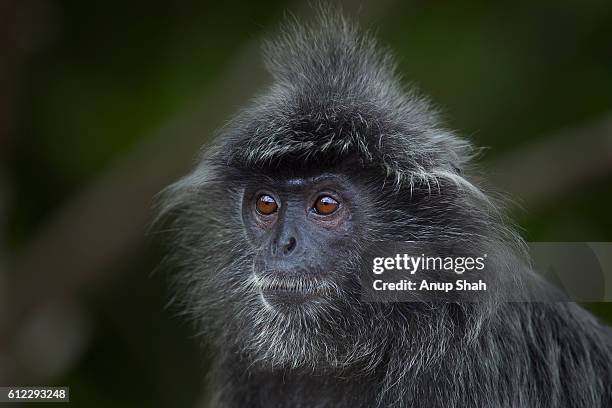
[282, 237, 297, 255]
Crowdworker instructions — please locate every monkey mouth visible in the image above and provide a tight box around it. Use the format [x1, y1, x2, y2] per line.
[254, 274, 333, 305]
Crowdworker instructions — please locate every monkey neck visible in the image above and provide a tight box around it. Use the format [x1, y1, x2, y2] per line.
[216, 353, 384, 407]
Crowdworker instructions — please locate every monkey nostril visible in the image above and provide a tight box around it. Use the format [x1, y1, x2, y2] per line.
[282, 237, 297, 255]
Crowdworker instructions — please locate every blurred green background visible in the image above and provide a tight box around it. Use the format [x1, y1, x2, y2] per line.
[1, 0, 611, 406]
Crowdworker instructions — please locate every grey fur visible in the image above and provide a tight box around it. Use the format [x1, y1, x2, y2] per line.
[155, 9, 612, 408]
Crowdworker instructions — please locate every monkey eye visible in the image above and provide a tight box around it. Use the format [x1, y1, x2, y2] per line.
[313, 195, 339, 215]
[256, 194, 278, 215]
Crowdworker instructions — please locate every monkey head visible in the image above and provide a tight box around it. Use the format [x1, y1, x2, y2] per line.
[156, 13, 511, 371]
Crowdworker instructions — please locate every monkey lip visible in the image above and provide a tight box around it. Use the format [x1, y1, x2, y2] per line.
[254, 274, 333, 302]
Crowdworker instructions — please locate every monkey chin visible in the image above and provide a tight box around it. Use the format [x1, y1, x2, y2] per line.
[259, 288, 325, 311]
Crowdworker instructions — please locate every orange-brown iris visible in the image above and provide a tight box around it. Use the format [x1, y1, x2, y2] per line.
[314, 195, 339, 215]
[256, 194, 278, 215]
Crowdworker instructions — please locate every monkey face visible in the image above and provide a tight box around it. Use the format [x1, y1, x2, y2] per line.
[240, 172, 363, 311]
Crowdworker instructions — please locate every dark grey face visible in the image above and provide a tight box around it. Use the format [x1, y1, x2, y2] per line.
[241, 173, 359, 310]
